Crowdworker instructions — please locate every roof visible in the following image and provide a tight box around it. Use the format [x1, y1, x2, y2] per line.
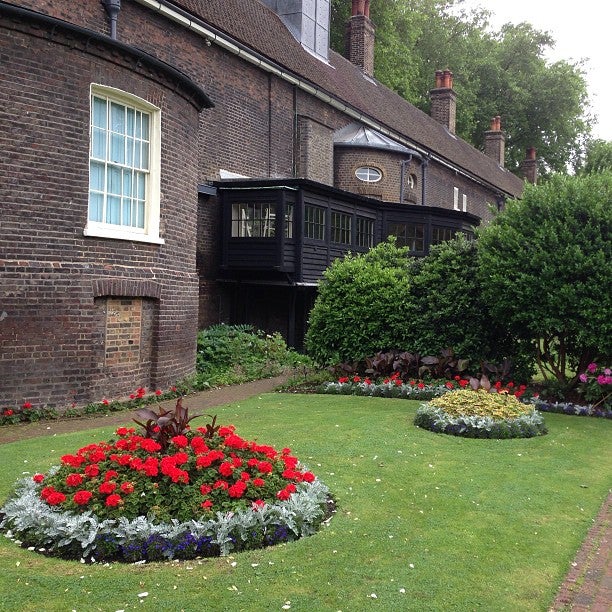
[334, 122, 418, 155]
[168, 0, 524, 196]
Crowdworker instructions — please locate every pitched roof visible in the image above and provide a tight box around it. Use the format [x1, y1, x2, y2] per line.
[170, 0, 524, 196]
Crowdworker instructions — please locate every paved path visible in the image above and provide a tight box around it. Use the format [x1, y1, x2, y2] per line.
[0, 375, 609, 610]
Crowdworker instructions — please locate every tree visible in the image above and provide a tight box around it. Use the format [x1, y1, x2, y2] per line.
[477, 172, 612, 388]
[330, 0, 591, 176]
[577, 139, 612, 175]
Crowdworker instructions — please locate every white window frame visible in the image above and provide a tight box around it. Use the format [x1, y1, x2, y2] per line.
[355, 166, 383, 183]
[84, 84, 163, 244]
[462, 194, 467, 212]
[453, 187, 460, 211]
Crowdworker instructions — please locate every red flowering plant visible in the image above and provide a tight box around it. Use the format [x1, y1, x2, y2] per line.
[1, 399, 330, 562]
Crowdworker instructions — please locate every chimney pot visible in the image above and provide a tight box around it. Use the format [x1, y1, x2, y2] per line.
[527, 146, 536, 160]
[430, 69, 457, 133]
[352, 0, 366, 15]
[443, 69, 453, 89]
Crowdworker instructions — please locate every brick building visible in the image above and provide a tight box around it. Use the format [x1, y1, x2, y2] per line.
[0, 0, 527, 408]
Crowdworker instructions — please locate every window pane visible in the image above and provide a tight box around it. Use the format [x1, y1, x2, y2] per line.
[110, 133, 125, 164]
[110, 102, 125, 133]
[88, 192, 103, 222]
[141, 142, 149, 170]
[107, 166, 122, 195]
[136, 200, 145, 229]
[126, 107, 135, 137]
[92, 97, 107, 129]
[91, 127, 106, 160]
[141, 113, 149, 138]
[89, 161, 105, 191]
[136, 173, 146, 200]
[106, 196, 121, 224]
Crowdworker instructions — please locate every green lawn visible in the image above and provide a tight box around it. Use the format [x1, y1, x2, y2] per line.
[0, 394, 610, 611]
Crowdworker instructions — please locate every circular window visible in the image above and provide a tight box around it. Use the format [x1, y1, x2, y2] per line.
[355, 166, 382, 183]
[407, 173, 418, 189]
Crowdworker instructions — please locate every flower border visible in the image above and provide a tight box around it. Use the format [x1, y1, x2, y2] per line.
[414, 403, 547, 439]
[1, 474, 331, 562]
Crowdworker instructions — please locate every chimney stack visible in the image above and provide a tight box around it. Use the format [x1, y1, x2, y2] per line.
[484, 115, 505, 167]
[521, 147, 538, 184]
[346, 0, 375, 77]
[430, 69, 457, 134]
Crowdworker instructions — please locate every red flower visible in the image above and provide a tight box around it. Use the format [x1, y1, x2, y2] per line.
[417, 382, 425, 389]
[252, 477, 265, 487]
[104, 470, 119, 482]
[105, 494, 123, 507]
[129, 394, 135, 400]
[257, 460, 273, 474]
[240, 471, 251, 481]
[353, 375, 361, 383]
[213, 480, 229, 490]
[46, 491, 66, 506]
[32, 473, 45, 483]
[445, 381, 455, 389]
[155, 389, 162, 396]
[140, 439, 161, 453]
[200, 484, 212, 495]
[65, 473, 84, 487]
[454, 375, 461, 381]
[99, 481, 117, 494]
[120, 482, 135, 494]
[276, 489, 291, 501]
[302, 471, 315, 483]
[218, 425, 236, 437]
[395, 379, 403, 386]
[102, 398, 110, 406]
[219, 461, 234, 477]
[3, 409, 13, 416]
[201, 500, 213, 510]
[228, 481, 247, 498]
[458, 379, 469, 388]
[61, 454, 85, 467]
[73, 490, 93, 505]
[116, 427, 130, 436]
[171, 435, 189, 448]
[252, 499, 265, 510]
[22, 402, 32, 410]
[338, 377, 349, 384]
[170, 386, 177, 392]
[364, 378, 372, 385]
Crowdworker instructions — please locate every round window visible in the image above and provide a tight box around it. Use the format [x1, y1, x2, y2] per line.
[355, 166, 382, 182]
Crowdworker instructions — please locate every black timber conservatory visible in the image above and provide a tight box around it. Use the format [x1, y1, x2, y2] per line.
[214, 178, 479, 349]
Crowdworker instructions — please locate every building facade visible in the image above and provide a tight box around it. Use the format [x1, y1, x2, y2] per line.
[1, 0, 527, 407]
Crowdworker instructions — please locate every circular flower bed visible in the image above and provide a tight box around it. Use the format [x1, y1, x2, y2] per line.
[414, 389, 547, 438]
[0, 403, 331, 562]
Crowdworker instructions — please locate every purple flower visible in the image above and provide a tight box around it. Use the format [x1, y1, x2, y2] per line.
[587, 363, 598, 373]
[605, 368, 611, 376]
[579, 373, 588, 383]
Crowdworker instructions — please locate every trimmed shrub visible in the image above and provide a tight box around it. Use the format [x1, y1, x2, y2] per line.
[305, 239, 414, 364]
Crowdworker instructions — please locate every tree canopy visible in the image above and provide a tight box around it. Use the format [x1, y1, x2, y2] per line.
[331, 0, 591, 176]
[477, 172, 612, 386]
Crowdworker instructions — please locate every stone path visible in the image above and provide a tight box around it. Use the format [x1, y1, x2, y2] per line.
[0, 375, 609, 610]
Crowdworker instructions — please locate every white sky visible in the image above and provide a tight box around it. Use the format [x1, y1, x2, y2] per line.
[454, 0, 611, 141]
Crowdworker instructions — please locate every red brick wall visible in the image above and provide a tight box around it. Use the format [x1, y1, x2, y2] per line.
[0, 8, 201, 407]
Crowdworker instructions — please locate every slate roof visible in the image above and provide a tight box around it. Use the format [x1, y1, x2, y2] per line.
[170, 0, 524, 197]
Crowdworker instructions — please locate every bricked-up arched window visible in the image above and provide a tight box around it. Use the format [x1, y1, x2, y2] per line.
[84, 85, 163, 244]
[355, 166, 382, 182]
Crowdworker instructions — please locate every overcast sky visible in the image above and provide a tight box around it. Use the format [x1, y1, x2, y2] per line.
[454, 0, 610, 141]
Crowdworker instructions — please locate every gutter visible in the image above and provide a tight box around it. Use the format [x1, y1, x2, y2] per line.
[134, 0, 515, 198]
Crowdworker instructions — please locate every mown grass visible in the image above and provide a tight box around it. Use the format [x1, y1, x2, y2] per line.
[0, 394, 610, 611]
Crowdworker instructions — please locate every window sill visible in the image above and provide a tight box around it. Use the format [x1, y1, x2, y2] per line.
[83, 225, 165, 245]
